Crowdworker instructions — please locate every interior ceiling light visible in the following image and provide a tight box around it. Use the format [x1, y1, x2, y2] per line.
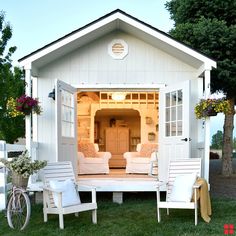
[111, 92, 127, 101]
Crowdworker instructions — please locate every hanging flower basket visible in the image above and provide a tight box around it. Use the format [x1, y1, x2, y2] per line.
[206, 109, 217, 117]
[194, 98, 230, 119]
[7, 95, 42, 117]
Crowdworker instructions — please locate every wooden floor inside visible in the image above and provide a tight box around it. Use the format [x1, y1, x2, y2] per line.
[78, 168, 154, 179]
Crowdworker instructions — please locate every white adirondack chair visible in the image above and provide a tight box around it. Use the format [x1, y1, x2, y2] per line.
[42, 161, 97, 229]
[156, 158, 202, 225]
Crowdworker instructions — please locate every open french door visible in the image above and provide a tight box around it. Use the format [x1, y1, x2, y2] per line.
[158, 80, 190, 181]
[55, 80, 77, 172]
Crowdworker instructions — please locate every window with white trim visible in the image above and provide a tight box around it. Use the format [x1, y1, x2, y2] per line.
[61, 90, 74, 137]
[165, 90, 183, 137]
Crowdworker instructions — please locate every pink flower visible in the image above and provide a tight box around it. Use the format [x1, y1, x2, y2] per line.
[15, 95, 42, 115]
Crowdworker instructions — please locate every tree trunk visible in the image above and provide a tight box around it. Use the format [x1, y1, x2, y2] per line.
[222, 98, 235, 176]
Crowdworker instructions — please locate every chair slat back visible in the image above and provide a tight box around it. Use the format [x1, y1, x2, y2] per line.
[43, 161, 76, 185]
[166, 158, 201, 199]
[42, 161, 76, 207]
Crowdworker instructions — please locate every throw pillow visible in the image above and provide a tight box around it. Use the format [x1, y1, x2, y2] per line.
[139, 143, 158, 157]
[49, 179, 81, 207]
[78, 143, 98, 157]
[169, 173, 197, 202]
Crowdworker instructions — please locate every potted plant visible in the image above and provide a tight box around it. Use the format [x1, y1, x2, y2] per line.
[0, 151, 47, 188]
[194, 98, 230, 119]
[7, 95, 42, 117]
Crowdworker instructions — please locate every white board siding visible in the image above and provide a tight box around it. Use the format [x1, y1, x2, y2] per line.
[36, 31, 198, 162]
[37, 76, 57, 162]
[39, 32, 196, 86]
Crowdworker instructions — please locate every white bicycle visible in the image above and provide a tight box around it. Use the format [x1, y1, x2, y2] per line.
[7, 185, 31, 230]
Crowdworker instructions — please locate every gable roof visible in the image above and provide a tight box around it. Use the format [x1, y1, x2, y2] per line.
[19, 9, 216, 72]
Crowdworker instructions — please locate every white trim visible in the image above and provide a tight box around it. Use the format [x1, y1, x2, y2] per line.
[73, 83, 165, 90]
[55, 79, 60, 162]
[197, 62, 217, 76]
[32, 76, 38, 143]
[19, 11, 216, 69]
[117, 13, 216, 67]
[25, 68, 32, 156]
[203, 70, 211, 182]
[20, 13, 121, 67]
[24, 63, 32, 70]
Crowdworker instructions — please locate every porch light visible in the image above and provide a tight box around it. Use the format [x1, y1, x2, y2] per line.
[111, 92, 126, 101]
[48, 89, 55, 100]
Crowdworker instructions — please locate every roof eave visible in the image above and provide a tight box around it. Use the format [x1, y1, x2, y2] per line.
[19, 9, 216, 71]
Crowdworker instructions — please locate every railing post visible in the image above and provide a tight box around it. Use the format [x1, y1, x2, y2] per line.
[25, 64, 32, 157]
[203, 70, 211, 182]
[0, 140, 7, 211]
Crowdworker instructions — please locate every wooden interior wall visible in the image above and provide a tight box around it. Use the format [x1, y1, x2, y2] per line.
[77, 92, 159, 150]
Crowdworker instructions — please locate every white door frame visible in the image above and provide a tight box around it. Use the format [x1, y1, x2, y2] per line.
[55, 79, 77, 171]
[158, 80, 191, 182]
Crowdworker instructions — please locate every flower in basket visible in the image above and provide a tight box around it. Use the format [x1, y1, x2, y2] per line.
[6, 97, 23, 117]
[7, 95, 42, 117]
[0, 150, 47, 178]
[194, 98, 230, 119]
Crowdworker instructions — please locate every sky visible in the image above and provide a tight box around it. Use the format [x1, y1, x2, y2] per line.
[1, 0, 235, 138]
[2, 0, 174, 64]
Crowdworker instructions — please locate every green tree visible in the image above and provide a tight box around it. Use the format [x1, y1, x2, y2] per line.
[166, 0, 236, 176]
[0, 11, 25, 143]
[211, 130, 223, 149]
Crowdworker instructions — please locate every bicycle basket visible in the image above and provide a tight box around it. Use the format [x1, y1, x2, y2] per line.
[12, 172, 29, 189]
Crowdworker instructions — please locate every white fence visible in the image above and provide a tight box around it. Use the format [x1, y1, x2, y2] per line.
[0, 140, 38, 211]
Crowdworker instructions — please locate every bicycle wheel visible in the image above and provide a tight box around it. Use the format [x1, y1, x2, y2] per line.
[7, 189, 31, 230]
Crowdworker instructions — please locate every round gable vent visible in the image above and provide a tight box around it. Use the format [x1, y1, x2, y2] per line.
[108, 39, 128, 59]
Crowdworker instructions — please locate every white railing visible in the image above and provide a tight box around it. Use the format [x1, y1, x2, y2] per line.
[0, 140, 38, 211]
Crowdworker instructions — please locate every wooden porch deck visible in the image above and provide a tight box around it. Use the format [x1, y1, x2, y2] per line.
[77, 169, 159, 203]
[28, 169, 160, 204]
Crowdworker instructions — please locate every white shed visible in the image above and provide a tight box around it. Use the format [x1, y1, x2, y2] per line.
[19, 9, 216, 183]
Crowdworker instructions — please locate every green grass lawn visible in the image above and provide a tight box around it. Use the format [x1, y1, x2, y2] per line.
[0, 192, 235, 236]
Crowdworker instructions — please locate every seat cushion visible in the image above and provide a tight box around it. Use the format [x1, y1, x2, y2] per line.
[169, 173, 197, 202]
[130, 157, 151, 164]
[139, 143, 158, 157]
[49, 179, 81, 207]
[82, 157, 105, 164]
[78, 143, 98, 157]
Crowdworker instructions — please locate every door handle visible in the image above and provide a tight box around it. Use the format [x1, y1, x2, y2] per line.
[181, 138, 188, 142]
[181, 138, 192, 142]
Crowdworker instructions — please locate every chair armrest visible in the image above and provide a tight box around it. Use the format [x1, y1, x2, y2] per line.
[123, 152, 140, 160]
[42, 186, 63, 193]
[76, 184, 97, 203]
